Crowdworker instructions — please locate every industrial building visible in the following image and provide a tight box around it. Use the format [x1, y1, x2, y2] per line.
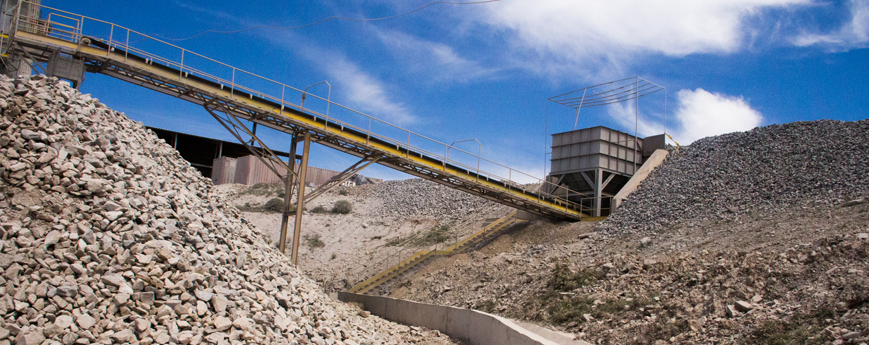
[546, 126, 666, 217]
[148, 127, 381, 187]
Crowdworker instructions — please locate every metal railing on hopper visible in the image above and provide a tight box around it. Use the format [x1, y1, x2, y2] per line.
[7, 2, 594, 219]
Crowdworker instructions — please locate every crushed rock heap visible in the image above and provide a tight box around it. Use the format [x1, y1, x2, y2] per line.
[0, 75, 454, 345]
[601, 120, 869, 235]
[356, 179, 501, 220]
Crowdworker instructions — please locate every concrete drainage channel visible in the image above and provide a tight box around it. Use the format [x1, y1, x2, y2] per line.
[338, 292, 590, 345]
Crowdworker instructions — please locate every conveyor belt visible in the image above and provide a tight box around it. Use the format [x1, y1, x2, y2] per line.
[3, 5, 591, 220]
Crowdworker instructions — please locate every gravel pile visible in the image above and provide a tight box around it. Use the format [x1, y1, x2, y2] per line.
[356, 179, 501, 220]
[601, 120, 869, 235]
[397, 214, 869, 344]
[0, 75, 454, 344]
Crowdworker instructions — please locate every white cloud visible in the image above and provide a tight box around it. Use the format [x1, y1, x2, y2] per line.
[479, 0, 810, 77]
[599, 89, 762, 144]
[671, 88, 763, 143]
[161, 2, 415, 127]
[375, 30, 501, 83]
[245, 29, 417, 126]
[607, 102, 667, 138]
[316, 53, 416, 126]
[791, 0, 869, 50]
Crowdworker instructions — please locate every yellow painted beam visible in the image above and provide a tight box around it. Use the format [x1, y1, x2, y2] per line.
[580, 216, 608, 222]
[14, 31, 585, 220]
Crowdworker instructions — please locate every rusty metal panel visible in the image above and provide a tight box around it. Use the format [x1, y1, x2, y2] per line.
[233, 156, 252, 185]
[232, 155, 283, 185]
[211, 156, 237, 185]
[304, 166, 340, 186]
[211, 155, 383, 186]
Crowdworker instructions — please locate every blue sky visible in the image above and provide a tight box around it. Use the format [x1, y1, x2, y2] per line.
[48, 0, 869, 181]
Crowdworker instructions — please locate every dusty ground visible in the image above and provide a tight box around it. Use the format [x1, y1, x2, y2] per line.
[212, 167, 869, 344]
[394, 200, 869, 344]
[216, 182, 506, 292]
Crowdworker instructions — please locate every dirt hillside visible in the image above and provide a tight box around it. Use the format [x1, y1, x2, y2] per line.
[391, 120, 869, 345]
[218, 179, 507, 292]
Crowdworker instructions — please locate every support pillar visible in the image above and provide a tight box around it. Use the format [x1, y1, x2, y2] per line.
[13, 57, 31, 77]
[593, 168, 602, 217]
[291, 132, 312, 265]
[278, 136, 298, 254]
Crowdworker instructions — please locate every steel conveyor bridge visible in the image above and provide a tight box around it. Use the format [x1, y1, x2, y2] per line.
[1, 2, 592, 226]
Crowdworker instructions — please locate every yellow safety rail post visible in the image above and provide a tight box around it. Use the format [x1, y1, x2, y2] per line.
[444, 211, 516, 252]
[350, 250, 435, 294]
[349, 211, 526, 294]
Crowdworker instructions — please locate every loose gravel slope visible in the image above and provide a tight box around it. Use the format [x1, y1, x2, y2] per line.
[0, 75, 453, 345]
[601, 120, 869, 236]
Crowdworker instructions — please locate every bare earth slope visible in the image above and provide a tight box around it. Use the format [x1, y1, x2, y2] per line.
[218, 179, 506, 292]
[393, 120, 869, 345]
[0, 75, 454, 344]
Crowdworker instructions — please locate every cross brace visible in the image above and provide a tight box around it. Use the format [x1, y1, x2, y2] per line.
[301, 156, 381, 205]
[204, 103, 297, 184]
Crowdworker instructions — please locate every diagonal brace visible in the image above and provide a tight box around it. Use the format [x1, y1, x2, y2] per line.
[204, 103, 297, 182]
[296, 155, 381, 206]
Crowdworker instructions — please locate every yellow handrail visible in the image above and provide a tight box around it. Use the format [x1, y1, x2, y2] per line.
[10, 2, 592, 219]
[349, 211, 525, 294]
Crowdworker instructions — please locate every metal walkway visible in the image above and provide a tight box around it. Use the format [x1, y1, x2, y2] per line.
[1, 3, 592, 221]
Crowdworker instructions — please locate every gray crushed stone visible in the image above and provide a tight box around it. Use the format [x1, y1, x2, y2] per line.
[600, 119, 869, 235]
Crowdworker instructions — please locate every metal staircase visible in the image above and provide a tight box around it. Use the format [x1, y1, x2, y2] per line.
[348, 211, 526, 294]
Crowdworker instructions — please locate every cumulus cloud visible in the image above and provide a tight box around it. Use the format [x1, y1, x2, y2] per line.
[479, 0, 810, 77]
[791, 0, 869, 50]
[671, 88, 764, 143]
[600, 89, 763, 144]
[607, 102, 667, 139]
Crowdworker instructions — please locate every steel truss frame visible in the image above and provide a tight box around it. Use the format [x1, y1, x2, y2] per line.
[6, 34, 585, 220]
[204, 104, 298, 184]
[301, 156, 380, 204]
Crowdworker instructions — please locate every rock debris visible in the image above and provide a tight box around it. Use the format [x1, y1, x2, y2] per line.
[0, 75, 454, 344]
[601, 120, 869, 236]
[356, 179, 500, 220]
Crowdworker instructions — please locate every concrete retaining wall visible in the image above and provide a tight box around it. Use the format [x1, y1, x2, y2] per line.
[338, 292, 589, 345]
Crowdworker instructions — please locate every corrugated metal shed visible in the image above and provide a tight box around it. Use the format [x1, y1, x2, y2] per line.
[211, 155, 382, 186]
[211, 157, 237, 185]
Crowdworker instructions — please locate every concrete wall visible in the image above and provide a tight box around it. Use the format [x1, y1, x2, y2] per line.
[338, 292, 589, 345]
[613, 149, 669, 208]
